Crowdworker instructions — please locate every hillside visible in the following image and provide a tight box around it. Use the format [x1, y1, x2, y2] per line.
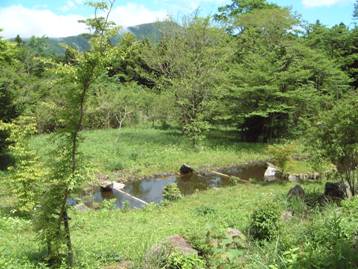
[22, 21, 177, 56]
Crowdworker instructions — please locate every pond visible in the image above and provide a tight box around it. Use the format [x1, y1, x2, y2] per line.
[90, 162, 267, 209]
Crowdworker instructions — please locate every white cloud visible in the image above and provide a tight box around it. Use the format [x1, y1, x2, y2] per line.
[155, 0, 228, 13]
[0, 5, 87, 38]
[109, 3, 168, 27]
[302, 0, 353, 8]
[61, 0, 84, 12]
[0, 4, 168, 38]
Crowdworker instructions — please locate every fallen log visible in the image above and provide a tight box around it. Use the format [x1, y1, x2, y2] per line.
[211, 171, 249, 183]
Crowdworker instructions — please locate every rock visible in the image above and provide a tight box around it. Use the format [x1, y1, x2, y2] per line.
[179, 164, 194, 175]
[312, 172, 320, 180]
[226, 228, 247, 248]
[288, 174, 299, 181]
[287, 185, 305, 200]
[324, 182, 351, 200]
[166, 235, 197, 255]
[112, 182, 125, 192]
[143, 235, 197, 269]
[264, 163, 279, 181]
[100, 180, 113, 192]
[281, 210, 293, 221]
[226, 228, 245, 239]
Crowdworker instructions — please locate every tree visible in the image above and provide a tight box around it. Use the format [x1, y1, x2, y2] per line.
[33, 1, 120, 266]
[215, 0, 278, 32]
[305, 93, 358, 196]
[305, 22, 358, 89]
[217, 5, 349, 141]
[108, 33, 156, 88]
[0, 32, 19, 169]
[145, 16, 233, 145]
[86, 80, 148, 129]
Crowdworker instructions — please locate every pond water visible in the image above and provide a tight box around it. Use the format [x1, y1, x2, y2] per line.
[91, 163, 267, 209]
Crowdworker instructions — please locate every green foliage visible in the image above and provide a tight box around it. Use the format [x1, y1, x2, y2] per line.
[163, 183, 183, 202]
[165, 252, 205, 269]
[145, 16, 233, 144]
[299, 212, 358, 268]
[0, 117, 47, 213]
[267, 143, 296, 172]
[249, 201, 281, 241]
[305, 94, 358, 195]
[215, 0, 278, 31]
[30, 1, 122, 266]
[182, 119, 209, 146]
[194, 206, 216, 216]
[101, 199, 116, 210]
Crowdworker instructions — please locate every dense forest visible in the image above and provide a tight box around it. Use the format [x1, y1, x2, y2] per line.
[0, 0, 358, 268]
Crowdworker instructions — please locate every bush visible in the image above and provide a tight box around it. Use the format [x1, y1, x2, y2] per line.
[163, 183, 182, 202]
[249, 201, 281, 241]
[305, 94, 358, 196]
[299, 212, 358, 268]
[267, 143, 296, 172]
[165, 252, 205, 269]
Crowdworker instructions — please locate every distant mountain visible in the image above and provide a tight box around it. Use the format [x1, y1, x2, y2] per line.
[23, 21, 179, 56]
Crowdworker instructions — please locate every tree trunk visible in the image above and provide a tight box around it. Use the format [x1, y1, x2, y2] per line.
[63, 209, 74, 267]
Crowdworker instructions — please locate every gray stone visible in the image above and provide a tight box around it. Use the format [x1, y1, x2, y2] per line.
[179, 164, 194, 175]
[324, 182, 351, 200]
[226, 228, 247, 248]
[288, 174, 299, 181]
[264, 163, 279, 181]
[281, 210, 293, 221]
[288, 185, 305, 200]
[143, 235, 197, 269]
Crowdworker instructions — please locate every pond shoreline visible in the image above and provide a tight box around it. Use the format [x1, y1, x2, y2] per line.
[105, 159, 270, 184]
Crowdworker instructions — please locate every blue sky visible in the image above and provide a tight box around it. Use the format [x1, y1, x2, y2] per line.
[0, 0, 355, 38]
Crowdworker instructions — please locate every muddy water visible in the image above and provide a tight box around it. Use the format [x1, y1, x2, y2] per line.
[93, 163, 267, 208]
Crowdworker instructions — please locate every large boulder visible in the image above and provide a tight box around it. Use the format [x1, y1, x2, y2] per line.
[143, 235, 197, 269]
[324, 182, 352, 200]
[179, 164, 194, 175]
[287, 185, 305, 200]
[264, 163, 279, 181]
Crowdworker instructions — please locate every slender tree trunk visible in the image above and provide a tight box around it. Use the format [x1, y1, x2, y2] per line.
[63, 209, 74, 266]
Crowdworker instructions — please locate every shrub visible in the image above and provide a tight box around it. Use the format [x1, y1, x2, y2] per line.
[165, 252, 205, 269]
[305, 94, 358, 196]
[163, 183, 182, 202]
[100, 199, 116, 210]
[299, 212, 358, 268]
[194, 206, 216, 217]
[267, 143, 296, 172]
[249, 201, 281, 241]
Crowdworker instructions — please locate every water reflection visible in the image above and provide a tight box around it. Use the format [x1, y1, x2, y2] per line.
[93, 163, 266, 208]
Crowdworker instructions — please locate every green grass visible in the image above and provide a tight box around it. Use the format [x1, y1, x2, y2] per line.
[0, 181, 306, 268]
[1, 179, 357, 269]
[286, 159, 314, 173]
[30, 127, 270, 179]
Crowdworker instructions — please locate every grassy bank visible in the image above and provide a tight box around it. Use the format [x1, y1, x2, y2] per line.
[2, 181, 357, 269]
[0, 182, 311, 268]
[30, 127, 315, 180]
[30, 127, 269, 179]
